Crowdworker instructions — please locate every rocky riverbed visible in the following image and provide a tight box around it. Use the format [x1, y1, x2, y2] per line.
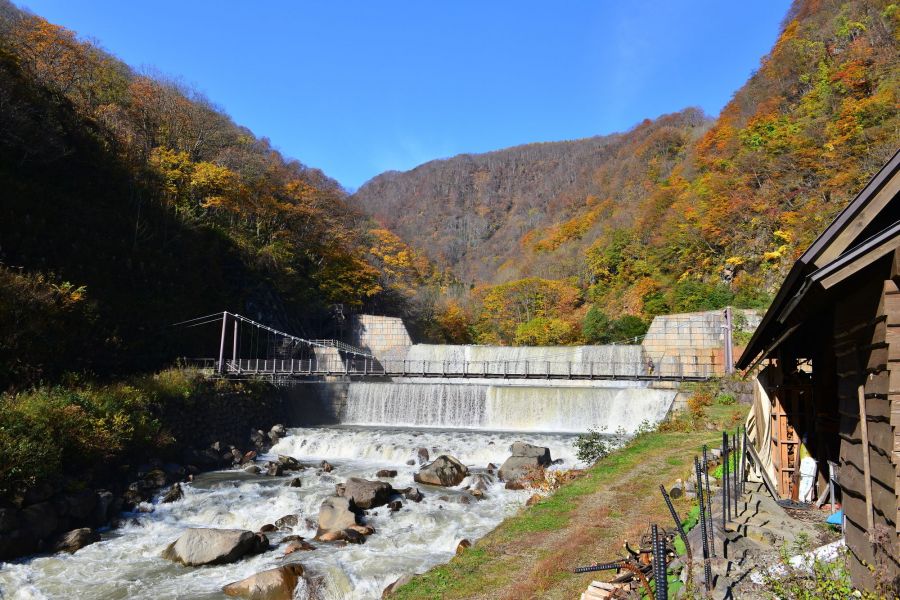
[0, 425, 589, 599]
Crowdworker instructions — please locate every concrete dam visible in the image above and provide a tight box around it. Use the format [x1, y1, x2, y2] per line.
[287, 319, 684, 434]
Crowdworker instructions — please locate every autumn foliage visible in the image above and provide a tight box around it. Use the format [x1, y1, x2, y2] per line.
[0, 4, 431, 387]
[355, 0, 899, 345]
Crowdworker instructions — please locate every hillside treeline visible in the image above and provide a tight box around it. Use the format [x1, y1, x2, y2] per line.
[354, 0, 899, 346]
[0, 2, 441, 389]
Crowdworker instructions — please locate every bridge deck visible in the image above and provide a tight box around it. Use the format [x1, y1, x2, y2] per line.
[187, 358, 717, 382]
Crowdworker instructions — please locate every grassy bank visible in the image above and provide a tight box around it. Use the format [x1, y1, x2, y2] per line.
[392, 403, 748, 600]
[0, 368, 266, 501]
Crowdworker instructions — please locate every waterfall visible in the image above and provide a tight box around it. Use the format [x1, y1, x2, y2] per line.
[342, 381, 674, 433]
[400, 343, 645, 376]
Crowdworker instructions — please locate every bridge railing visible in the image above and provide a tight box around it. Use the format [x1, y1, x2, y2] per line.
[216, 356, 720, 379]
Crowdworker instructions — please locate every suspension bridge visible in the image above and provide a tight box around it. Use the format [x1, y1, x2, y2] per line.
[176, 311, 718, 382]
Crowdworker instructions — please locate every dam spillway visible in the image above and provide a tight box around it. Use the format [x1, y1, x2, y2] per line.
[286, 343, 677, 434]
[340, 381, 674, 433]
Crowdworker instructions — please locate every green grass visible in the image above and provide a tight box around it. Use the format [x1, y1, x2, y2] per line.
[390, 403, 749, 599]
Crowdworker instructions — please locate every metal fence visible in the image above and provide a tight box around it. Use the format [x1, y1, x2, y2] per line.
[184, 356, 718, 381]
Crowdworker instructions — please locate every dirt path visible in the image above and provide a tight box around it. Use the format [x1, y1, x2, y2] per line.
[392, 406, 746, 600]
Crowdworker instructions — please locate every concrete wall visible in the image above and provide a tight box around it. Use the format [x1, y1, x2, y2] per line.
[350, 315, 413, 360]
[641, 309, 761, 376]
[277, 381, 351, 425]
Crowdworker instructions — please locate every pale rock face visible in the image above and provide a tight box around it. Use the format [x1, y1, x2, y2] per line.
[161, 528, 265, 566]
[335, 477, 393, 509]
[498, 442, 552, 482]
[315, 496, 357, 537]
[414, 455, 468, 487]
[223, 564, 304, 600]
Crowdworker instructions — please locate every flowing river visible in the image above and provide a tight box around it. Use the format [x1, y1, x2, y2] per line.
[0, 378, 675, 599]
[0, 426, 587, 600]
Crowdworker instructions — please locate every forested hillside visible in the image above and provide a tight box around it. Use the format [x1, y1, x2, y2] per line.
[353, 0, 899, 346]
[0, 2, 437, 389]
[354, 109, 711, 285]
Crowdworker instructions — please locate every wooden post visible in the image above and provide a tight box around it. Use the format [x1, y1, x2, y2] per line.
[857, 382, 876, 538]
[218, 312, 228, 374]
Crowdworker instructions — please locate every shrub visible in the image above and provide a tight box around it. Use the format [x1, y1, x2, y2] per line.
[574, 428, 614, 464]
[716, 392, 737, 406]
[688, 390, 713, 419]
[0, 367, 221, 500]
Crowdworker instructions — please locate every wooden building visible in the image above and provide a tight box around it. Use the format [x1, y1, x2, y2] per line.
[737, 149, 900, 591]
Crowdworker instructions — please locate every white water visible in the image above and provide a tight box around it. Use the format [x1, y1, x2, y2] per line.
[0, 426, 588, 600]
[0, 375, 673, 599]
[343, 382, 674, 433]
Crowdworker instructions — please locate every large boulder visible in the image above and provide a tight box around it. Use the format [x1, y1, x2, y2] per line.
[510, 442, 552, 463]
[162, 528, 267, 566]
[336, 478, 393, 509]
[316, 497, 357, 537]
[414, 455, 468, 487]
[53, 528, 100, 553]
[498, 442, 552, 482]
[223, 564, 304, 600]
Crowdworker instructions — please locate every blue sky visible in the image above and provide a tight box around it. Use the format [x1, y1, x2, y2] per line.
[20, 1, 791, 190]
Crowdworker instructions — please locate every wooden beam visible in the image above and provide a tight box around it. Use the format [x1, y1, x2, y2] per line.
[815, 173, 900, 267]
[857, 382, 876, 539]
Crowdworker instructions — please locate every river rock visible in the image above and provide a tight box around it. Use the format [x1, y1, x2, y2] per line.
[336, 478, 393, 509]
[345, 525, 373, 539]
[320, 461, 334, 473]
[62, 490, 99, 520]
[498, 442, 552, 482]
[414, 455, 468, 487]
[284, 540, 314, 554]
[269, 424, 287, 443]
[416, 448, 430, 464]
[382, 574, 413, 598]
[22, 502, 58, 540]
[526, 494, 542, 506]
[316, 497, 357, 537]
[266, 462, 283, 477]
[376, 469, 397, 478]
[162, 528, 267, 566]
[344, 529, 366, 544]
[277, 455, 302, 471]
[288, 477, 302, 488]
[274, 514, 299, 529]
[53, 528, 100, 553]
[162, 483, 184, 503]
[259, 524, 276, 533]
[250, 429, 267, 449]
[242, 451, 257, 464]
[388, 500, 402, 512]
[245, 465, 262, 474]
[223, 564, 304, 600]
[456, 539, 472, 554]
[468, 473, 493, 492]
[316, 530, 347, 542]
[0, 508, 19, 533]
[404, 487, 424, 502]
